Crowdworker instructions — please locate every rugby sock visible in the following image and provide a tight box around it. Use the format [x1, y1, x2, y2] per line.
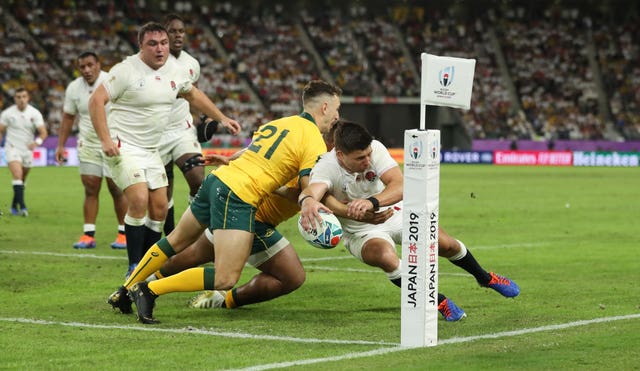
[448, 239, 492, 285]
[437, 293, 446, 305]
[124, 238, 176, 289]
[12, 180, 25, 209]
[144, 219, 164, 252]
[225, 289, 238, 308]
[118, 225, 126, 234]
[148, 266, 215, 295]
[164, 198, 175, 235]
[386, 261, 402, 288]
[83, 223, 96, 237]
[124, 214, 146, 266]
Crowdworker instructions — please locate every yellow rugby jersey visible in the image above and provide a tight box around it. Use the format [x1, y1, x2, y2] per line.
[214, 113, 326, 206]
[255, 178, 300, 226]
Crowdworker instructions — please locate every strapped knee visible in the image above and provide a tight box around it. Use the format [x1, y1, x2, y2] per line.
[179, 154, 204, 174]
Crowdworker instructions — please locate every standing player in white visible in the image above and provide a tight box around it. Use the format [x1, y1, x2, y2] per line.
[299, 121, 520, 321]
[55, 52, 128, 249]
[0, 87, 48, 217]
[158, 14, 205, 236]
[89, 22, 241, 277]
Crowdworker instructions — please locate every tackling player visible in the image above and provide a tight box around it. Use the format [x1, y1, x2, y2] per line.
[107, 80, 340, 324]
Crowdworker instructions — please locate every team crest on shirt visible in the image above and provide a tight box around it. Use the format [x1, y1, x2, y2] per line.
[189, 68, 194, 77]
[364, 170, 377, 182]
[170, 81, 177, 90]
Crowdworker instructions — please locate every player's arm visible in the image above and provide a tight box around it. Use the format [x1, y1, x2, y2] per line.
[28, 123, 48, 151]
[298, 176, 332, 231]
[56, 112, 75, 164]
[201, 147, 246, 166]
[324, 194, 393, 224]
[346, 166, 403, 218]
[181, 86, 241, 135]
[89, 85, 117, 156]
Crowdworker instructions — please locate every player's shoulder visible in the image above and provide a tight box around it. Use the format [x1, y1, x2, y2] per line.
[179, 50, 199, 65]
[66, 76, 85, 92]
[371, 139, 388, 151]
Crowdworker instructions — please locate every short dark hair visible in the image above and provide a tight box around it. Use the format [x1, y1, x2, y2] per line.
[164, 13, 184, 28]
[332, 120, 372, 154]
[138, 22, 167, 45]
[78, 51, 99, 62]
[302, 80, 342, 106]
[14, 87, 28, 95]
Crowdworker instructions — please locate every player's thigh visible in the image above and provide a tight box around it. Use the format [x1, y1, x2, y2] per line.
[147, 187, 168, 220]
[344, 231, 397, 263]
[7, 160, 23, 179]
[167, 208, 207, 253]
[212, 229, 253, 287]
[107, 145, 167, 191]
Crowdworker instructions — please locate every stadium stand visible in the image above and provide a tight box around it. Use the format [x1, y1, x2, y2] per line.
[1, 0, 638, 146]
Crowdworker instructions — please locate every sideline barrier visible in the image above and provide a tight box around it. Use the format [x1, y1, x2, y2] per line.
[2, 147, 638, 168]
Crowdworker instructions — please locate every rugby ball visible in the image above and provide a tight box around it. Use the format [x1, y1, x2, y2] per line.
[297, 211, 343, 249]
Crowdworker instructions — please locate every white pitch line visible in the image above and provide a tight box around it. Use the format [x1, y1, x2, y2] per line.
[0, 249, 352, 263]
[233, 313, 640, 371]
[0, 317, 397, 346]
[0, 250, 125, 260]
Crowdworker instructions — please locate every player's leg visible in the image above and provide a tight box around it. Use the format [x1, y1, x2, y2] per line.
[175, 152, 205, 199]
[439, 226, 519, 297]
[154, 229, 214, 279]
[7, 160, 25, 214]
[106, 176, 127, 249]
[122, 182, 150, 270]
[120, 173, 221, 291]
[73, 172, 102, 248]
[129, 176, 256, 324]
[195, 225, 305, 309]
[227, 243, 305, 307]
[146, 186, 168, 250]
[128, 229, 252, 324]
[163, 162, 175, 235]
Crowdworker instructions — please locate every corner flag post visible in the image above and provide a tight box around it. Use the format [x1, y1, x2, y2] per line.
[401, 53, 476, 347]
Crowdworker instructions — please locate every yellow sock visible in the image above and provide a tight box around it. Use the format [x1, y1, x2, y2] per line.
[124, 238, 175, 289]
[225, 289, 237, 308]
[148, 267, 208, 295]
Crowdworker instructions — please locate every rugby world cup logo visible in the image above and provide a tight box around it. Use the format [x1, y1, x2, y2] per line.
[410, 140, 423, 160]
[439, 66, 455, 87]
[430, 139, 439, 160]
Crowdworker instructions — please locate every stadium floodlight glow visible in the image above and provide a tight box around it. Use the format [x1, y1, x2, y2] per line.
[401, 53, 475, 347]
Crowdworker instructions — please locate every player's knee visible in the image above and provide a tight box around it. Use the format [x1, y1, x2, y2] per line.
[282, 270, 306, 294]
[438, 239, 460, 258]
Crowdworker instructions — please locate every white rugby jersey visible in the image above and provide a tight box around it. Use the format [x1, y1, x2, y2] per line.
[103, 53, 192, 149]
[63, 71, 108, 148]
[309, 140, 399, 233]
[166, 50, 200, 131]
[0, 104, 45, 150]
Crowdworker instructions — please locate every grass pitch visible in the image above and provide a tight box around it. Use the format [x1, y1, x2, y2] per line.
[0, 165, 638, 370]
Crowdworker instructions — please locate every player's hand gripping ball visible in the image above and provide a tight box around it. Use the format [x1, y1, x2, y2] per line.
[298, 211, 343, 249]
